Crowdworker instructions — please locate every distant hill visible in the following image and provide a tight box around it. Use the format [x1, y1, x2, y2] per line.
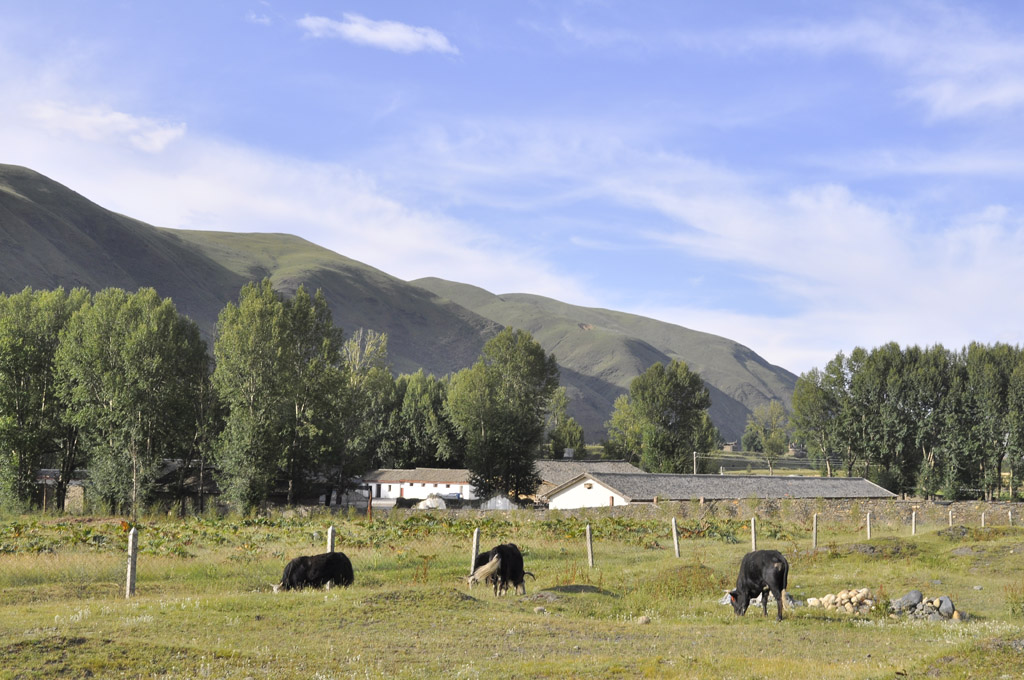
[411, 279, 796, 442]
[0, 164, 497, 377]
[0, 163, 797, 442]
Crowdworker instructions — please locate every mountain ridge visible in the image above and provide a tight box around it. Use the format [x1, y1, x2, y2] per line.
[0, 163, 796, 442]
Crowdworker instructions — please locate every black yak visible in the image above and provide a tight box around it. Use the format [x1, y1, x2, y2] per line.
[273, 552, 354, 592]
[728, 549, 789, 621]
[468, 543, 534, 596]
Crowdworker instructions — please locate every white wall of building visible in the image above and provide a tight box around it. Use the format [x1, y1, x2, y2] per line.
[547, 477, 628, 510]
[372, 481, 477, 501]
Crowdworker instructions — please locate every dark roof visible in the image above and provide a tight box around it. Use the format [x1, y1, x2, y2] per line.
[361, 468, 470, 484]
[549, 473, 896, 501]
[535, 459, 645, 487]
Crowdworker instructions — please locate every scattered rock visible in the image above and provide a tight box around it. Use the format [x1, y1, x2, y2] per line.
[890, 590, 923, 613]
[636, 615, 651, 625]
[533, 606, 547, 614]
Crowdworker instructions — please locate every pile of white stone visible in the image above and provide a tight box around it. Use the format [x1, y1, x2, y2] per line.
[806, 587, 876, 615]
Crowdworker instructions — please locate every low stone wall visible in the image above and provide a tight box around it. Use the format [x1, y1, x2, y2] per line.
[542, 497, 1024, 532]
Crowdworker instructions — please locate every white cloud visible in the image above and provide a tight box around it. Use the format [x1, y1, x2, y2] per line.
[297, 13, 458, 54]
[246, 12, 271, 26]
[733, 9, 1024, 119]
[28, 101, 185, 153]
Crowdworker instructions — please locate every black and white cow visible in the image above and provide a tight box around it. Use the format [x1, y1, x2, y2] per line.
[468, 543, 534, 596]
[273, 551, 354, 592]
[728, 549, 789, 621]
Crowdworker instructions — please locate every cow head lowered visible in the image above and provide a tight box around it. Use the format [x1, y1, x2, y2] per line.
[468, 543, 535, 596]
[729, 549, 789, 621]
[272, 551, 354, 593]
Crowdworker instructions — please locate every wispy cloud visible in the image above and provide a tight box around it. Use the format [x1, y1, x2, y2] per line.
[28, 101, 186, 152]
[246, 12, 271, 26]
[297, 13, 458, 54]
[730, 10, 1024, 119]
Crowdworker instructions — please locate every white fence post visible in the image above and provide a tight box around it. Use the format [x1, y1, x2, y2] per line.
[586, 523, 594, 568]
[866, 512, 871, 540]
[812, 513, 818, 550]
[327, 525, 335, 553]
[949, 509, 953, 527]
[751, 517, 757, 552]
[982, 512, 986, 528]
[912, 511, 917, 536]
[470, 527, 480, 575]
[126, 527, 138, 599]
[672, 517, 680, 558]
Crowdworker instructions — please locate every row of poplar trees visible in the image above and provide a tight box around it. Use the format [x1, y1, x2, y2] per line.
[0, 281, 588, 516]
[791, 342, 1024, 500]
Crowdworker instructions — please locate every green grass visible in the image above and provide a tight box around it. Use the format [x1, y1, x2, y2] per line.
[3, 508, 1024, 679]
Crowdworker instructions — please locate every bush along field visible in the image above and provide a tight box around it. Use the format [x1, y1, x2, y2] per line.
[3, 506, 1024, 679]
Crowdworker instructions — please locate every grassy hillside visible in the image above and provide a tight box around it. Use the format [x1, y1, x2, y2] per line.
[0, 164, 496, 377]
[413, 278, 797, 442]
[1, 162, 795, 442]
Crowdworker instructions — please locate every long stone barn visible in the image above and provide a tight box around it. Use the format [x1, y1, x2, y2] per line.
[544, 473, 895, 510]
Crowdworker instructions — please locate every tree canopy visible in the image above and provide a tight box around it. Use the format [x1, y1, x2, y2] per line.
[605, 359, 719, 473]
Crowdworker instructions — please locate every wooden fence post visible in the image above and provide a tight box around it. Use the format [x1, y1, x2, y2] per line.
[586, 524, 594, 568]
[982, 512, 986, 528]
[126, 527, 138, 599]
[912, 511, 916, 536]
[751, 517, 757, 552]
[1010, 510, 1014, 527]
[470, 527, 480, 575]
[812, 513, 818, 550]
[672, 517, 680, 558]
[327, 526, 335, 553]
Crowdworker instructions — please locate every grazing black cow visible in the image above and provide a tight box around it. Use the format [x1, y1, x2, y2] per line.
[273, 551, 354, 592]
[468, 543, 535, 595]
[728, 549, 789, 621]
[393, 497, 422, 509]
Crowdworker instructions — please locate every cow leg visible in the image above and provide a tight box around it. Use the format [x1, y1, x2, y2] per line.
[761, 587, 769, 617]
[769, 585, 784, 621]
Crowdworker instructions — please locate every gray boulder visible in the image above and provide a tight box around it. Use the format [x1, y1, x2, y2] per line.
[938, 596, 955, 618]
[891, 590, 923, 613]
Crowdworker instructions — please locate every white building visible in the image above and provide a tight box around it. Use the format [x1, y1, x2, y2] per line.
[546, 473, 896, 510]
[361, 468, 477, 502]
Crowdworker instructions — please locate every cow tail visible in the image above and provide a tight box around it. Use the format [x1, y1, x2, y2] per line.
[468, 555, 502, 588]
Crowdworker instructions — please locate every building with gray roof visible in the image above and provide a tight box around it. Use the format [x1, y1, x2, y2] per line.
[545, 472, 895, 509]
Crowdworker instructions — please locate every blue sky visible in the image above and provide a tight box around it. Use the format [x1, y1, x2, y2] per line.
[2, 1, 1023, 375]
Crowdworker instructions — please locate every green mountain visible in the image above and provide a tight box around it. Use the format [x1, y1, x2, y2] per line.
[411, 279, 796, 443]
[0, 163, 796, 443]
[0, 164, 496, 377]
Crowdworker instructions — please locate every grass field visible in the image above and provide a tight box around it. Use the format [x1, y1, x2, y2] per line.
[2, 508, 1024, 679]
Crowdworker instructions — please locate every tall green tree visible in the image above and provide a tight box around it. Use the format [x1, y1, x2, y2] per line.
[385, 370, 464, 469]
[545, 386, 585, 459]
[55, 288, 208, 518]
[446, 328, 559, 500]
[0, 287, 89, 510]
[743, 400, 789, 476]
[213, 281, 350, 510]
[605, 359, 718, 473]
[791, 367, 840, 476]
[342, 329, 400, 474]
[213, 280, 291, 511]
[279, 286, 349, 504]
